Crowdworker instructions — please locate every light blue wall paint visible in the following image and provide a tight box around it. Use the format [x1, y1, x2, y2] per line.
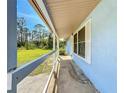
[66, 37, 72, 55]
[66, 0, 117, 93]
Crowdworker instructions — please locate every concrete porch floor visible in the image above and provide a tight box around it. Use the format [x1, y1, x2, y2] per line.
[17, 73, 49, 93]
[57, 56, 97, 93]
[17, 56, 98, 93]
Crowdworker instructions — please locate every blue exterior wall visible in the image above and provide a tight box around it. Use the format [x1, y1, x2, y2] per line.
[66, 36, 73, 55]
[66, 0, 117, 93]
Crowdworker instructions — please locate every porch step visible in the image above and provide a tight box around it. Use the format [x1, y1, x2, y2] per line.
[57, 56, 99, 93]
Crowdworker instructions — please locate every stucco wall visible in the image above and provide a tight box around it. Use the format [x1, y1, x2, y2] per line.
[66, 0, 117, 93]
[66, 36, 73, 55]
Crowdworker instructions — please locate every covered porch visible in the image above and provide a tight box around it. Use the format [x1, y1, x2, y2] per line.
[7, 0, 116, 93]
[17, 56, 98, 93]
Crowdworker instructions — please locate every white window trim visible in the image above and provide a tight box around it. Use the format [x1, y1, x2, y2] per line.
[73, 18, 92, 64]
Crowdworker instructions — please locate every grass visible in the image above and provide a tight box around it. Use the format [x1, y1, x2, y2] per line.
[17, 49, 51, 66]
[17, 49, 52, 75]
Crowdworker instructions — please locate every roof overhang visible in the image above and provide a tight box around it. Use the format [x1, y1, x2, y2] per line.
[29, 0, 100, 39]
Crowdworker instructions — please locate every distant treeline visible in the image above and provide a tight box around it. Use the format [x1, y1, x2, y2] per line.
[17, 17, 53, 50]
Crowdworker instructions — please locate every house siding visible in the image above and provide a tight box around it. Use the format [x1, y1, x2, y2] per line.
[66, 0, 117, 93]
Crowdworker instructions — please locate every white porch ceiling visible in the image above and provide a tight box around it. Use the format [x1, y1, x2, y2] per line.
[32, 0, 100, 39]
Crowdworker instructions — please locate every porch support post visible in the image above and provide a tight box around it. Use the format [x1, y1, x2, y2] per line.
[53, 34, 55, 50]
[7, 0, 17, 93]
[57, 37, 59, 57]
[7, 0, 17, 72]
[52, 33, 56, 61]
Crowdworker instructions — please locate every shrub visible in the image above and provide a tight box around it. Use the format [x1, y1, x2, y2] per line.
[59, 48, 66, 55]
[28, 43, 37, 49]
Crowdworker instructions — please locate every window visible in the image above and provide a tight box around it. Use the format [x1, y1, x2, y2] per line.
[73, 19, 91, 64]
[78, 27, 85, 58]
[74, 33, 77, 53]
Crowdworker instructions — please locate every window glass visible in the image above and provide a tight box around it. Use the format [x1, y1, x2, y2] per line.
[74, 33, 77, 53]
[78, 27, 85, 42]
[78, 27, 85, 58]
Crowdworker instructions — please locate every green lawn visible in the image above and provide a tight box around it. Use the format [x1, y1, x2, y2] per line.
[17, 49, 52, 75]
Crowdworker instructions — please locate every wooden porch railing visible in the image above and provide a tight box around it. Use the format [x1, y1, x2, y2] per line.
[7, 50, 58, 93]
[42, 57, 60, 93]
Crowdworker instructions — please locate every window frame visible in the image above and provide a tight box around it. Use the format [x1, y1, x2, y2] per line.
[78, 27, 85, 58]
[73, 19, 91, 64]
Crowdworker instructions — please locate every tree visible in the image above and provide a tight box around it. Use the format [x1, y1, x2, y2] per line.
[48, 33, 53, 49]
[34, 24, 45, 48]
[23, 27, 29, 49]
[17, 17, 53, 50]
[17, 17, 26, 47]
[34, 24, 44, 41]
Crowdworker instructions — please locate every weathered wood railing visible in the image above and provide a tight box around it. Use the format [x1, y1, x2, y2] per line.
[7, 50, 57, 93]
[42, 58, 60, 93]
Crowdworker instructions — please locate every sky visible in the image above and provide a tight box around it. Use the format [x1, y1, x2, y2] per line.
[17, 0, 49, 31]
